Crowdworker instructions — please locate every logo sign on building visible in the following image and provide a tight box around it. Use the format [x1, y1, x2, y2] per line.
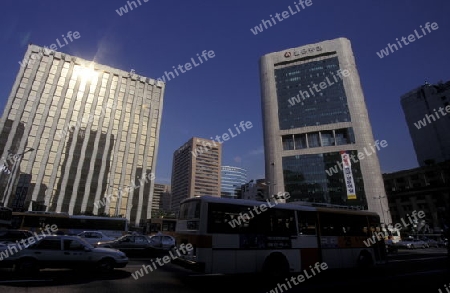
[289, 46, 323, 57]
[340, 151, 356, 200]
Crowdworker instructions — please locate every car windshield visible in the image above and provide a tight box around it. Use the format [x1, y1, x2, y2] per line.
[76, 236, 94, 248]
[116, 235, 130, 242]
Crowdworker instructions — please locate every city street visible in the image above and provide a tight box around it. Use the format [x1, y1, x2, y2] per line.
[0, 248, 448, 293]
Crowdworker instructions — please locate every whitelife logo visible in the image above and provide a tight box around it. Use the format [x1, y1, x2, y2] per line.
[266, 262, 328, 293]
[131, 243, 193, 280]
[156, 50, 215, 83]
[413, 105, 450, 129]
[325, 140, 388, 176]
[115, 0, 149, 16]
[0, 224, 58, 261]
[19, 31, 81, 68]
[191, 121, 253, 158]
[362, 210, 426, 247]
[376, 22, 439, 59]
[287, 69, 350, 106]
[250, 0, 313, 35]
[226, 192, 290, 228]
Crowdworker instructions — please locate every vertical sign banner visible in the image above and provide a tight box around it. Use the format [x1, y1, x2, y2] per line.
[340, 151, 356, 200]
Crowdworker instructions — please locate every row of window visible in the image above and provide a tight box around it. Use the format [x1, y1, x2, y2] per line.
[206, 203, 378, 237]
[281, 128, 355, 150]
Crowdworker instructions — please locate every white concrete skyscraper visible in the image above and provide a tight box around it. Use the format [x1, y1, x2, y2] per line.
[259, 37, 390, 223]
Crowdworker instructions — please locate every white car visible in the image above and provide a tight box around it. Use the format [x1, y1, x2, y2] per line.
[148, 234, 176, 251]
[398, 238, 428, 249]
[77, 231, 116, 245]
[4, 235, 128, 274]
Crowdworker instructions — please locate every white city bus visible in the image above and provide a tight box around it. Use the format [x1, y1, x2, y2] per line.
[174, 196, 387, 275]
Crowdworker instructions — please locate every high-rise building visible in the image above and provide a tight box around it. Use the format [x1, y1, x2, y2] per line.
[221, 166, 247, 198]
[259, 37, 390, 222]
[0, 44, 165, 226]
[152, 183, 171, 214]
[400, 80, 450, 166]
[383, 160, 450, 232]
[170, 137, 221, 212]
[241, 179, 267, 201]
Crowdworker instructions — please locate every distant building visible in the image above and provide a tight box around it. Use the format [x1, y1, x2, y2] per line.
[400, 80, 450, 166]
[170, 137, 221, 213]
[152, 183, 171, 215]
[383, 160, 450, 233]
[221, 166, 247, 198]
[0, 44, 165, 227]
[241, 179, 267, 201]
[259, 37, 389, 222]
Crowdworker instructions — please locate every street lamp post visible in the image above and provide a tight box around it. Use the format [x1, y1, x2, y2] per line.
[2, 148, 34, 206]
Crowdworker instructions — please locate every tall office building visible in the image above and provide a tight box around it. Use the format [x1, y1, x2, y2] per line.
[221, 166, 247, 198]
[170, 137, 221, 212]
[401, 80, 450, 166]
[0, 44, 165, 226]
[259, 37, 390, 222]
[241, 179, 267, 201]
[152, 183, 171, 214]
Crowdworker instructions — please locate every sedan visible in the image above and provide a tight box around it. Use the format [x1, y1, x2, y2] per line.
[96, 234, 155, 255]
[148, 234, 176, 251]
[77, 231, 116, 245]
[0, 229, 34, 245]
[4, 235, 128, 274]
[398, 238, 428, 249]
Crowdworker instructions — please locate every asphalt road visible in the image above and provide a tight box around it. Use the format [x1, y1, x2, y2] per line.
[0, 248, 448, 293]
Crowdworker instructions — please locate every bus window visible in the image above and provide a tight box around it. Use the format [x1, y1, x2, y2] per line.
[267, 209, 296, 236]
[179, 201, 200, 220]
[297, 211, 317, 235]
[319, 212, 368, 237]
[207, 203, 246, 234]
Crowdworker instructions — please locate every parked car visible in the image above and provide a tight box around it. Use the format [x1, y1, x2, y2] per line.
[148, 234, 176, 251]
[437, 237, 448, 248]
[77, 231, 116, 245]
[96, 234, 155, 254]
[394, 239, 414, 249]
[398, 238, 428, 249]
[3, 235, 128, 274]
[412, 238, 429, 248]
[420, 237, 439, 248]
[384, 239, 399, 253]
[0, 229, 34, 245]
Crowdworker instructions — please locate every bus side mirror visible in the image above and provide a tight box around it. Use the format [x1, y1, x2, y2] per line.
[84, 247, 92, 252]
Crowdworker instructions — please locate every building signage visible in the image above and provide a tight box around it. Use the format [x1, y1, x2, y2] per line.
[285, 46, 323, 58]
[340, 151, 356, 200]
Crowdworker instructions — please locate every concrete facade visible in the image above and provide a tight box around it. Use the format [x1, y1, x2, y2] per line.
[259, 37, 390, 223]
[170, 137, 221, 213]
[400, 80, 450, 166]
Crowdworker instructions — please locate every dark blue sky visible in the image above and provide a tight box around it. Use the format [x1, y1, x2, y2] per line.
[1, 0, 449, 184]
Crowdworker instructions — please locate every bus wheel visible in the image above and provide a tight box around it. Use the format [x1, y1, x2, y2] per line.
[357, 250, 373, 268]
[262, 252, 290, 280]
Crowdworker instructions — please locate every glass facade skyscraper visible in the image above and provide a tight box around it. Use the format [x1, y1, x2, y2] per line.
[259, 37, 390, 222]
[0, 44, 165, 226]
[221, 166, 247, 198]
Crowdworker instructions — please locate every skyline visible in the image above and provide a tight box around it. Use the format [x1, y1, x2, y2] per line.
[1, 0, 449, 187]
